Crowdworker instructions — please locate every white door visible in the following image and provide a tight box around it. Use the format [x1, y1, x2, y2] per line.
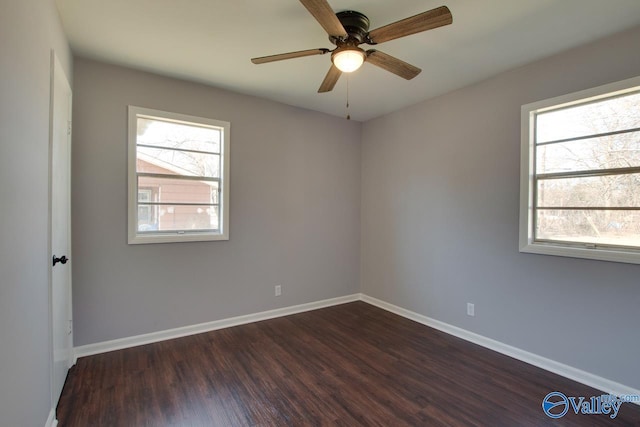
[50, 51, 73, 407]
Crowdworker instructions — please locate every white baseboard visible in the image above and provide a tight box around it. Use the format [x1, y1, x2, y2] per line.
[360, 294, 640, 403]
[74, 294, 360, 361]
[45, 408, 57, 427]
[72, 292, 639, 406]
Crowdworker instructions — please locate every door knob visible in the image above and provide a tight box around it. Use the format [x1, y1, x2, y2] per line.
[53, 255, 69, 266]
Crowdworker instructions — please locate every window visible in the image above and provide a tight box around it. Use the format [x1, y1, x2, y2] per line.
[137, 188, 155, 227]
[520, 76, 640, 264]
[128, 106, 230, 244]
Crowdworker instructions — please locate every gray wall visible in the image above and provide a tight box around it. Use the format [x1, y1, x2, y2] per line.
[0, 0, 72, 425]
[72, 59, 361, 346]
[361, 25, 640, 389]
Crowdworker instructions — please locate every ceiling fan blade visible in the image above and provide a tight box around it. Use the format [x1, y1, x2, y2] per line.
[251, 48, 330, 64]
[299, 0, 348, 38]
[366, 50, 421, 80]
[318, 65, 342, 93]
[367, 6, 452, 44]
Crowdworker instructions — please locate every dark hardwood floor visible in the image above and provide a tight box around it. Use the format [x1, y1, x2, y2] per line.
[57, 302, 640, 426]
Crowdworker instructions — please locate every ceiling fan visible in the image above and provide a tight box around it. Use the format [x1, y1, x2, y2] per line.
[251, 0, 453, 93]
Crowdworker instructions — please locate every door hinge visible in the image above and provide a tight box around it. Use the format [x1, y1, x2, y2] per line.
[68, 319, 73, 335]
[67, 120, 72, 136]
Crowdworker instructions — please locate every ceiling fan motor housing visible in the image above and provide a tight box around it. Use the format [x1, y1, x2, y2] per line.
[330, 11, 371, 45]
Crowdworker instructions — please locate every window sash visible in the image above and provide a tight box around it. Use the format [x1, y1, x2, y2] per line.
[532, 172, 640, 247]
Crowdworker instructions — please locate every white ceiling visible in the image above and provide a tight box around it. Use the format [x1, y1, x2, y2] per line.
[56, 0, 640, 122]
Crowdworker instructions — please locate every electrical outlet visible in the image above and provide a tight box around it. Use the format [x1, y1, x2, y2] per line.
[467, 303, 475, 317]
[275, 285, 282, 297]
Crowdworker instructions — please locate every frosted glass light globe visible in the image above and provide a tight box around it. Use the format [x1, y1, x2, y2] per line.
[332, 49, 365, 73]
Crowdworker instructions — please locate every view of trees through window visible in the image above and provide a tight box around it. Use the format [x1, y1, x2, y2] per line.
[534, 91, 640, 247]
[135, 117, 222, 233]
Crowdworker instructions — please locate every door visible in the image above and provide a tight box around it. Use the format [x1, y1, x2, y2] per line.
[50, 51, 73, 407]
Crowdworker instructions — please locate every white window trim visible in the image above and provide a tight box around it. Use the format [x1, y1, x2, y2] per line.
[127, 106, 230, 244]
[519, 75, 640, 264]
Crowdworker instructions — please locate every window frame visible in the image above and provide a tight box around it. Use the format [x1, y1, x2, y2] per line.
[127, 106, 230, 244]
[520, 75, 640, 264]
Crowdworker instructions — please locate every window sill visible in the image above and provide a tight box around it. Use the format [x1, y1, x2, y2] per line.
[128, 231, 229, 245]
[519, 241, 640, 265]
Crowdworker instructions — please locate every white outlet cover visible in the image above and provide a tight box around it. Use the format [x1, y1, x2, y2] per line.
[467, 303, 475, 316]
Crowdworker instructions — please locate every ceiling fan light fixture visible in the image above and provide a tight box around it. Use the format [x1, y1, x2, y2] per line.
[332, 48, 365, 73]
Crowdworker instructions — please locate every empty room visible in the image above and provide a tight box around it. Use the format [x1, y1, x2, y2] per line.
[2, 0, 640, 425]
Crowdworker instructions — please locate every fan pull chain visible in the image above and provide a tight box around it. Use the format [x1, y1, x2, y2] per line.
[346, 75, 351, 120]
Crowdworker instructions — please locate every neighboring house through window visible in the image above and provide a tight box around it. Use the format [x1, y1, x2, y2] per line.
[128, 106, 230, 244]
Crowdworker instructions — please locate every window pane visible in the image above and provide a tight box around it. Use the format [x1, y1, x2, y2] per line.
[536, 91, 640, 143]
[137, 118, 220, 153]
[137, 146, 220, 178]
[138, 205, 154, 225]
[536, 209, 640, 247]
[138, 205, 219, 233]
[138, 176, 218, 205]
[537, 173, 640, 208]
[536, 131, 640, 174]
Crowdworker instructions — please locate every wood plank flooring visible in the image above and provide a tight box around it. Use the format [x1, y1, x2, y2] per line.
[57, 302, 640, 426]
